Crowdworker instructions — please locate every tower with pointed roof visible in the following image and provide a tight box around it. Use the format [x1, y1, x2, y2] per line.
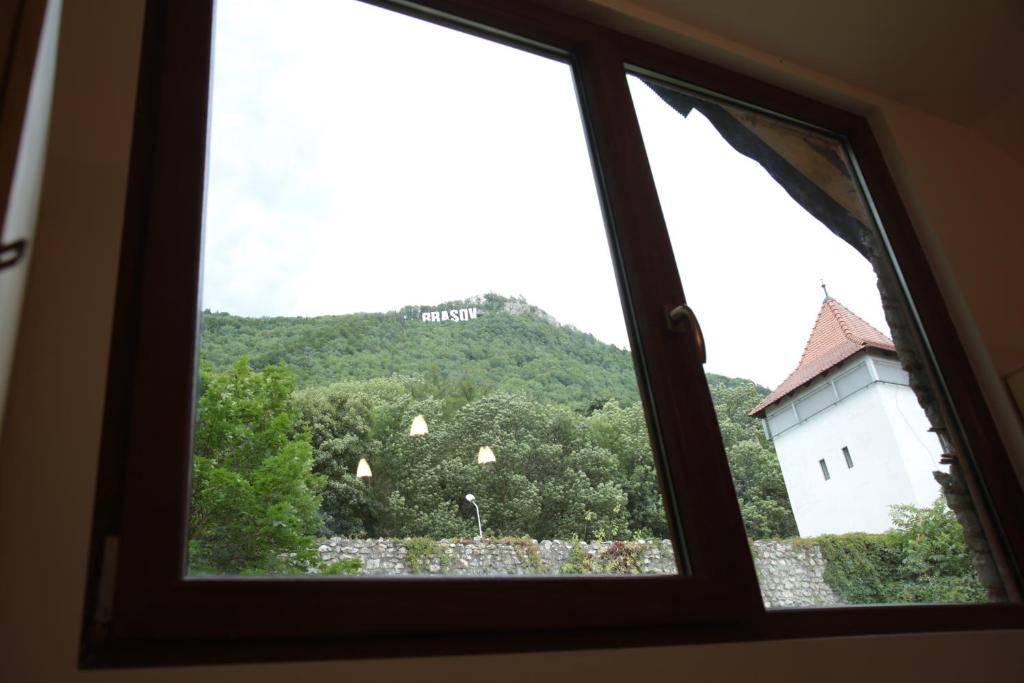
[750, 297, 944, 536]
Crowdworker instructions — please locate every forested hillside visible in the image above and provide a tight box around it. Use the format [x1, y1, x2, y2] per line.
[200, 294, 630, 409]
[200, 293, 758, 412]
[189, 294, 798, 573]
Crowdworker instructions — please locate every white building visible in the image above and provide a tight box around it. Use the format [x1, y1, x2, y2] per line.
[750, 297, 945, 536]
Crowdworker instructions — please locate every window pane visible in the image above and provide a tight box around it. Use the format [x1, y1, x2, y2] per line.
[186, 0, 680, 578]
[628, 73, 993, 606]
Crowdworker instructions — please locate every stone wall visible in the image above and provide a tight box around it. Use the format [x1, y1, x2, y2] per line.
[752, 540, 839, 607]
[315, 537, 839, 607]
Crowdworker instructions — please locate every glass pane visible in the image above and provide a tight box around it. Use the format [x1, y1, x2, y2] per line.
[628, 73, 993, 606]
[186, 0, 680, 578]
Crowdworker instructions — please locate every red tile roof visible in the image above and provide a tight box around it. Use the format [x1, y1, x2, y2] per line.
[750, 298, 896, 417]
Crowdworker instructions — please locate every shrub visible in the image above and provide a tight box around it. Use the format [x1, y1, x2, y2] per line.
[817, 498, 985, 604]
[559, 538, 645, 575]
[400, 537, 450, 574]
[319, 558, 363, 576]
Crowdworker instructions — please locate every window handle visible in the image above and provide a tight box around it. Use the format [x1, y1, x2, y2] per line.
[0, 239, 27, 271]
[666, 303, 706, 364]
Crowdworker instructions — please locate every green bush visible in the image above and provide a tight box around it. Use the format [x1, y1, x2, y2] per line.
[489, 537, 545, 574]
[558, 538, 646, 575]
[318, 558, 363, 576]
[818, 533, 905, 603]
[400, 537, 449, 574]
[188, 358, 324, 575]
[817, 499, 986, 604]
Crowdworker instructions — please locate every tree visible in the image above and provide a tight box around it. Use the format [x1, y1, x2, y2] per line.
[428, 393, 631, 540]
[888, 498, 986, 603]
[199, 304, 801, 544]
[710, 381, 798, 539]
[188, 358, 324, 574]
[296, 385, 642, 541]
[817, 498, 986, 604]
[294, 376, 453, 538]
[585, 400, 669, 538]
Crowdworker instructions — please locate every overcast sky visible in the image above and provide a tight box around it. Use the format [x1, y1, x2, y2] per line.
[202, 0, 889, 390]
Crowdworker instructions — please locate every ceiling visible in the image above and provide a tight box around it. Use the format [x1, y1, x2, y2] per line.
[560, 0, 1024, 162]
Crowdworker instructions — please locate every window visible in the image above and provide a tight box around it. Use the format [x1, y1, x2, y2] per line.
[189, 0, 680, 579]
[82, 0, 1024, 667]
[843, 446, 854, 469]
[625, 69, 1006, 600]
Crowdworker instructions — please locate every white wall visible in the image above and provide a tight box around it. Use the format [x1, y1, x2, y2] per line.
[0, 1, 1022, 681]
[774, 379, 942, 536]
[876, 382, 946, 507]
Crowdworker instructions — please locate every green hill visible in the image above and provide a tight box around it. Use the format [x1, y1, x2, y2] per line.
[193, 293, 795, 544]
[200, 293, 761, 410]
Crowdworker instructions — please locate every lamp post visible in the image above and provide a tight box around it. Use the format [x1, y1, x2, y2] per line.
[355, 458, 372, 479]
[465, 493, 483, 539]
[409, 414, 428, 436]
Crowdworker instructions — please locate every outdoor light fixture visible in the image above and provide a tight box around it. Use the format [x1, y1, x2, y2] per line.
[409, 414, 429, 436]
[477, 446, 496, 464]
[355, 458, 372, 479]
[465, 493, 483, 539]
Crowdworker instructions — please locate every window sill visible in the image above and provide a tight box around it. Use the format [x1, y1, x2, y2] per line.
[81, 602, 1024, 669]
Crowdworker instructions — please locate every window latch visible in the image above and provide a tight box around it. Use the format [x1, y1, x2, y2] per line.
[0, 239, 27, 271]
[665, 303, 706, 364]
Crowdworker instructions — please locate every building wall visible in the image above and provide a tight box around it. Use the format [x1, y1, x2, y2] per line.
[769, 355, 945, 536]
[775, 379, 938, 536]
[875, 381, 946, 507]
[0, 1, 1022, 681]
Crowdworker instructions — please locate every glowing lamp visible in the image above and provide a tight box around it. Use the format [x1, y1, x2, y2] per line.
[477, 446, 496, 464]
[409, 414, 429, 436]
[355, 458, 372, 479]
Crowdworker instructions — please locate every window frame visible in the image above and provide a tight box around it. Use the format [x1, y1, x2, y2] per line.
[81, 0, 1024, 668]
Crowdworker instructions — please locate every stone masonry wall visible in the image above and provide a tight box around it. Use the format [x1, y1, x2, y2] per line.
[315, 537, 839, 607]
[752, 540, 838, 607]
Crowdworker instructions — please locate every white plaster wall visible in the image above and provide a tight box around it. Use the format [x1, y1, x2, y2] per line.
[775, 382, 920, 536]
[876, 382, 945, 507]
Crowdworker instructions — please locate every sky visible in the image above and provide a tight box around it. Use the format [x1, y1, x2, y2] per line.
[201, 0, 889, 390]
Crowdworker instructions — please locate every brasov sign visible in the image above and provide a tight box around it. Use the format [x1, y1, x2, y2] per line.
[421, 308, 480, 322]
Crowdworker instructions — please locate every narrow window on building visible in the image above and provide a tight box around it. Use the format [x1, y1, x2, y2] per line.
[843, 446, 854, 469]
[819, 458, 831, 481]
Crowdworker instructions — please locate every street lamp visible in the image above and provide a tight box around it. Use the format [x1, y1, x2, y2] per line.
[465, 493, 483, 539]
[355, 458, 372, 479]
[409, 414, 428, 436]
[476, 446, 496, 464]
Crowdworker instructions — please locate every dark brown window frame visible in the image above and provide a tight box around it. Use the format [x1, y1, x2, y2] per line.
[81, 0, 1024, 669]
